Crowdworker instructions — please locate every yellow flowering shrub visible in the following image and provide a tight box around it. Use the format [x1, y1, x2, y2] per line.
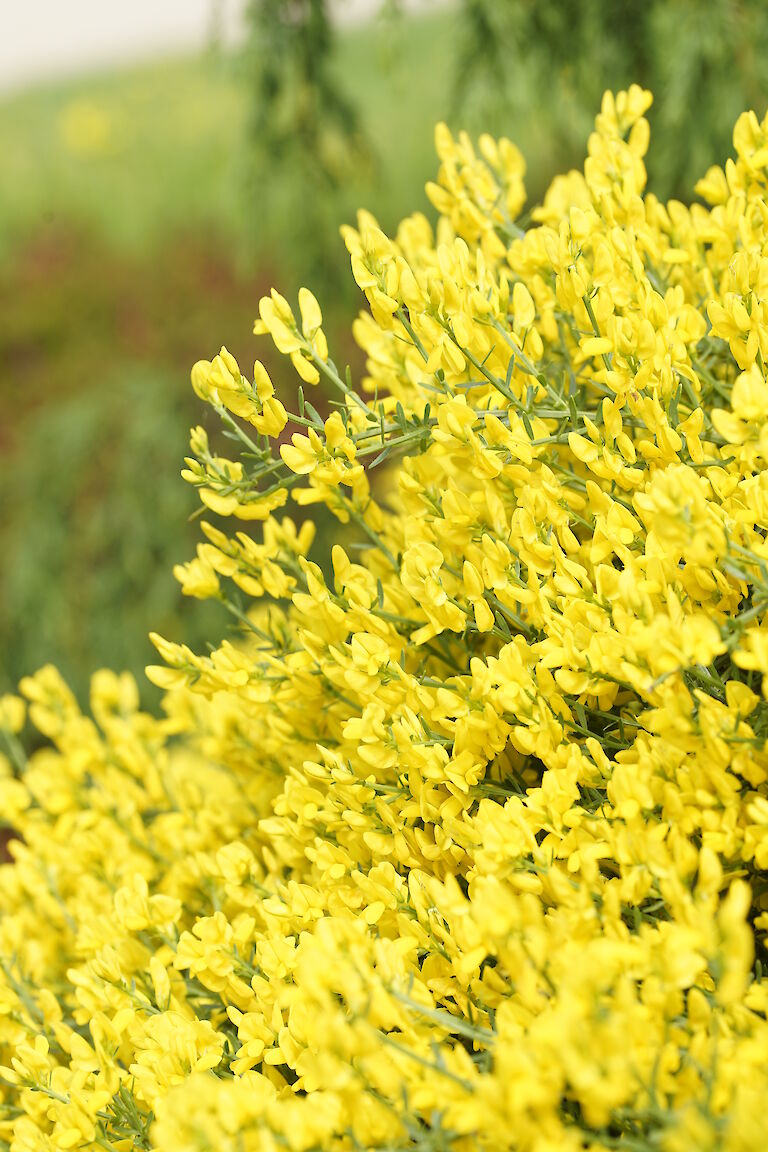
[4, 86, 768, 1150]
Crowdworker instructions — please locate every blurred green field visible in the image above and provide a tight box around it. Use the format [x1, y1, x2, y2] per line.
[0, 52, 246, 259]
[0, 14, 453, 261]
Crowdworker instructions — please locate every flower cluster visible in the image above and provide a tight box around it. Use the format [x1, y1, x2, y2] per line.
[3, 88, 768, 1151]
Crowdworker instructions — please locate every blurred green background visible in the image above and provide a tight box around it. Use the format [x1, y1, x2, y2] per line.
[2, 0, 767, 702]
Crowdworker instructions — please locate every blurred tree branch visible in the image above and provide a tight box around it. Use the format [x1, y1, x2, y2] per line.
[246, 0, 372, 187]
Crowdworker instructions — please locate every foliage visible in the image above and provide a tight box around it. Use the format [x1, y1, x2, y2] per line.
[452, 0, 768, 199]
[0, 371, 223, 704]
[241, 3, 457, 295]
[246, 0, 369, 186]
[244, 0, 768, 209]
[3, 89, 768, 1149]
[244, 0, 373, 289]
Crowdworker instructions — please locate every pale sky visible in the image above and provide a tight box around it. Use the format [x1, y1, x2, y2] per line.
[0, 1, 249, 93]
[0, 1, 432, 94]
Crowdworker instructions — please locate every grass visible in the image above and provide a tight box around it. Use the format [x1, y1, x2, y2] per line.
[0, 12, 458, 263]
[0, 53, 242, 257]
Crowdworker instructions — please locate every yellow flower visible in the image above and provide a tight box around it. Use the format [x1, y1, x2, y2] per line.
[6, 88, 768, 1152]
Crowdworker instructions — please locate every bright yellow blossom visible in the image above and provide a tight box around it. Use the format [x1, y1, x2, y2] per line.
[4, 89, 768, 1152]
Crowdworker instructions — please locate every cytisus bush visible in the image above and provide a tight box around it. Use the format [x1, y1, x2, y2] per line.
[3, 87, 768, 1151]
